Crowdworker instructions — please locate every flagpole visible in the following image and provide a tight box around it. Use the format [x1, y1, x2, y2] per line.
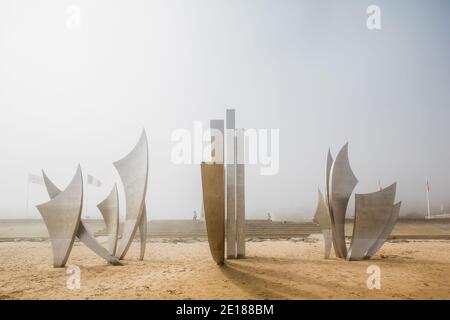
[426, 177, 431, 219]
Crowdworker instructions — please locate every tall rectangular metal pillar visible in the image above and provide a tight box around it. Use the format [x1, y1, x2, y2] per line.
[236, 128, 246, 258]
[210, 120, 224, 163]
[226, 109, 236, 259]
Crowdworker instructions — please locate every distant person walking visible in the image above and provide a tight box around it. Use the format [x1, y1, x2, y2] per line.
[267, 212, 272, 222]
[193, 210, 198, 221]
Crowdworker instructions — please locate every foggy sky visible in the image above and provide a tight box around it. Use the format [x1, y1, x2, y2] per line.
[1, 0, 450, 220]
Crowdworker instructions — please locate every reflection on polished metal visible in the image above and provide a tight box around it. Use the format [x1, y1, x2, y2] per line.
[97, 185, 119, 255]
[114, 130, 149, 260]
[329, 143, 358, 259]
[347, 183, 397, 261]
[201, 162, 225, 265]
[236, 128, 246, 258]
[42, 170, 121, 265]
[37, 166, 83, 268]
[313, 190, 332, 259]
[366, 202, 401, 258]
[226, 109, 237, 259]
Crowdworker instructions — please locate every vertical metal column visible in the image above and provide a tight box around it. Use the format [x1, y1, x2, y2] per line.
[236, 128, 246, 258]
[210, 120, 224, 163]
[226, 109, 236, 259]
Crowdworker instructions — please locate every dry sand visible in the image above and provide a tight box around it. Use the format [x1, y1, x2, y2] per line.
[1, 236, 449, 300]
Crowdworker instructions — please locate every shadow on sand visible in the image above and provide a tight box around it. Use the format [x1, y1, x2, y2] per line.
[218, 256, 364, 299]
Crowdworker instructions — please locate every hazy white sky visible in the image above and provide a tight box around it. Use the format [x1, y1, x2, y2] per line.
[1, 0, 450, 220]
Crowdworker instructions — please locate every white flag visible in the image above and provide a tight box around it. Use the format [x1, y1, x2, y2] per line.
[87, 174, 102, 187]
[28, 173, 44, 186]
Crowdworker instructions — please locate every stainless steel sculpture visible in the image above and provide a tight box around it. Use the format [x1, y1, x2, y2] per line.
[201, 162, 225, 265]
[236, 128, 246, 258]
[42, 171, 62, 199]
[322, 143, 401, 261]
[138, 205, 147, 260]
[226, 109, 237, 259]
[42, 170, 121, 266]
[366, 202, 401, 258]
[209, 111, 245, 261]
[328, 143, 358, 259]
[113, 130, 149, 260]
[347, 183, 398, 261]
[313, 190, 332, 259]
[97, 184, 119, 255]
[210, 120, 224, 164]
[326, 149, 333, 206]
[37, 166, 83, 268]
